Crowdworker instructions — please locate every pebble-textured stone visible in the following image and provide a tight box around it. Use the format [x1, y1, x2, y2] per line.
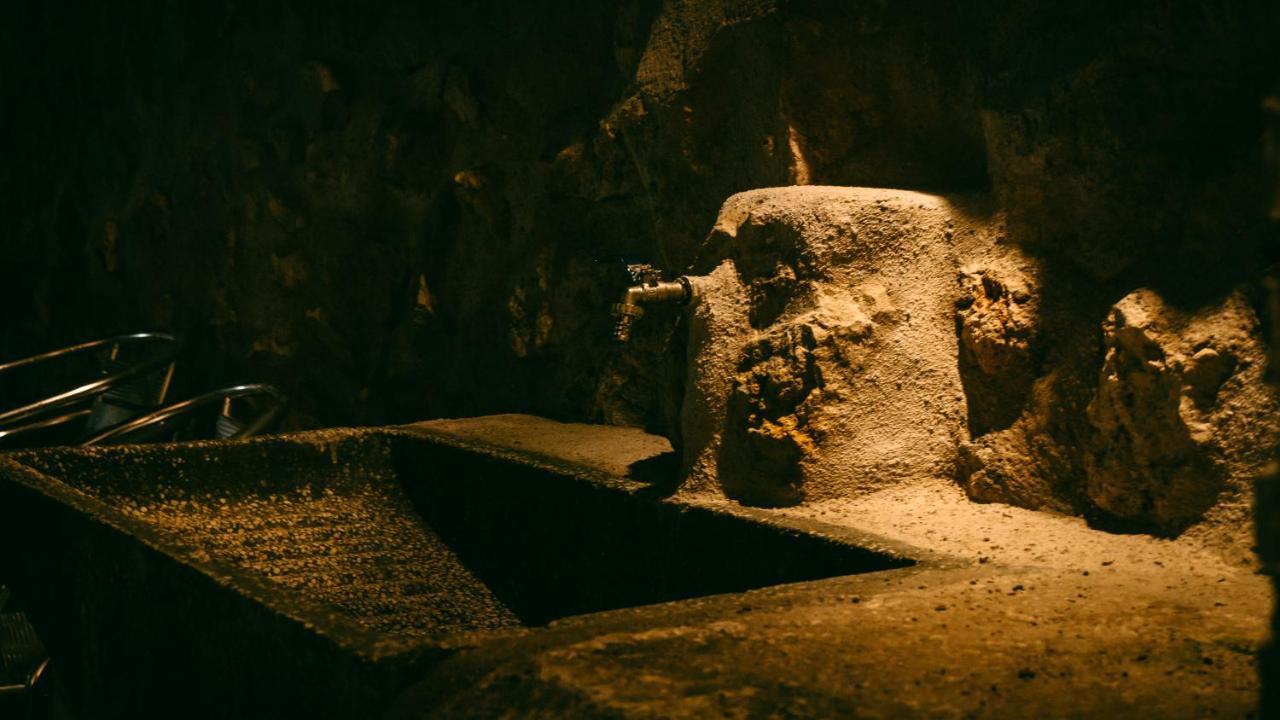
[14, 435, 521, 638]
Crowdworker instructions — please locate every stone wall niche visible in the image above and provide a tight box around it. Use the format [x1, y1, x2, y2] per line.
[678, 186, 1001, 506]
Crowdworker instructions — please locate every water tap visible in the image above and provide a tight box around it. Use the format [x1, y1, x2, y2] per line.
[610, 263, 693, 343]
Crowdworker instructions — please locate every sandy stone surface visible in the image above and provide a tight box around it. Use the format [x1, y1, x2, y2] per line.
[661, 185, 1279, 555]
[678, 187, 999, 506]
[396, 414, 1272, 719]
[415, 414, 672, 480]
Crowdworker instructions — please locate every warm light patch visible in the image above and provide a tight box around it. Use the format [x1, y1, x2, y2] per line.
[787, 124, 811, 185]
[415, 274, 436, 315]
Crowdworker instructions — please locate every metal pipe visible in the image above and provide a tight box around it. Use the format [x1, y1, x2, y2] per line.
[611, 276, 692, 343]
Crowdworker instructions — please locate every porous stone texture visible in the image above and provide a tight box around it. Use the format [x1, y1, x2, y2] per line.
[956, 278, 1280, 544]
[391, 416, 1270, 720]
[1, 1, 1278, 555]
[549, 176, 1280, 554]
[0, 1, 991, 431]
[674, 263, 749, 489]
[1084, 289, 1276, 536]
[955, 264, 1038, 436]
[951, 250, 1105, 518]
[677, 187, 998, 506]
[951, 259, 1094, 518]
[10, 1, 1274, 436]
[12, 434, 522, 639]
[956, 371, 1080, 516]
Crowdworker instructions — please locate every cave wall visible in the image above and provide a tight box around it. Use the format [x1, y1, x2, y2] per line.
[3, 0, 1279, 532]
[1, 0, 641, 428]
[676, 187, 1001, 507]
[0, 0, 991, 430]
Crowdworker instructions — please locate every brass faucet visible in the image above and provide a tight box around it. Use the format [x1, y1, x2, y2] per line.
[611, 263, 693, 343]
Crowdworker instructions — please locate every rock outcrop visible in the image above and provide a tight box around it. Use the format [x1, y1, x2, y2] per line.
[678, 187, 999, 505]
[2, 1, 1278, 550]
[1085, 289, 1276, 535]
[955, 265, 1039, 436]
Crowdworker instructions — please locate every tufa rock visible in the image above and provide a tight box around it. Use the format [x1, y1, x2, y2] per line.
[955, 265, 1039, 436]
[679, 187, 1000, 505]
[1085, 288, 1276, 534]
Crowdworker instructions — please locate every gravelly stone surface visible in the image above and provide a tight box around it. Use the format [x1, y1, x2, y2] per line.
[11, 433, 522, 640]
[392, 415, 1271, 719]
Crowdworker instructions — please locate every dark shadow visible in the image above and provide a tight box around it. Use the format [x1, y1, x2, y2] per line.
[392, 437, 908, 627]
[626, 450, 681, 499]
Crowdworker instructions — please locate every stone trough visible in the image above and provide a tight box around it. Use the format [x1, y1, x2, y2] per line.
[0, 417, 916, 717]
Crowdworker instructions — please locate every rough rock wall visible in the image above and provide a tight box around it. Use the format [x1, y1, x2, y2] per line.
[1086, 291, 1274, 532]
[3, 2, 1280, 539]
[980, 1, 1280, 280]
[954, 260, 1279, 547]
[0, 1, 642, 427]
[0, 0, 993, 430]
[678, 187, 995, 505]
[677, 187, 1278, 546]
[1254, 88, 1280, 716]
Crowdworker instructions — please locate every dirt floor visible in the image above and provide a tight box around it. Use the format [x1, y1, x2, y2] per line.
[395, 414, 1270, 719]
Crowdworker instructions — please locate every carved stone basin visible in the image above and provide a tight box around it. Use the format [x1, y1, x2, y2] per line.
[0, 416, 914, 717]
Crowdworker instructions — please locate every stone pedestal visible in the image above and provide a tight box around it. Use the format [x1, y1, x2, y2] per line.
[677, 186, 1002, 505]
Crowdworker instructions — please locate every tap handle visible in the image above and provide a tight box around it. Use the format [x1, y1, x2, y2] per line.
[625, 263, 663, 286]
[593, 256, 666, 286]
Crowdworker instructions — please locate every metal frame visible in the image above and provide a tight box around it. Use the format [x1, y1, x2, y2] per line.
[82, 383, 286, 446]
[0, 408, 92, 445]
[0, 332, 179, 430]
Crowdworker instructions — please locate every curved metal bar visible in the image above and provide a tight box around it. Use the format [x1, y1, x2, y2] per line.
[26, 656, 49, 690]
[0, 407, 92, 445]
[82, 383, 286, 446]
[0, 333, 179, 429]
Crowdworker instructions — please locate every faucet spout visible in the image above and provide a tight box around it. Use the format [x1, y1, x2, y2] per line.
[611, 276, 692, 343]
